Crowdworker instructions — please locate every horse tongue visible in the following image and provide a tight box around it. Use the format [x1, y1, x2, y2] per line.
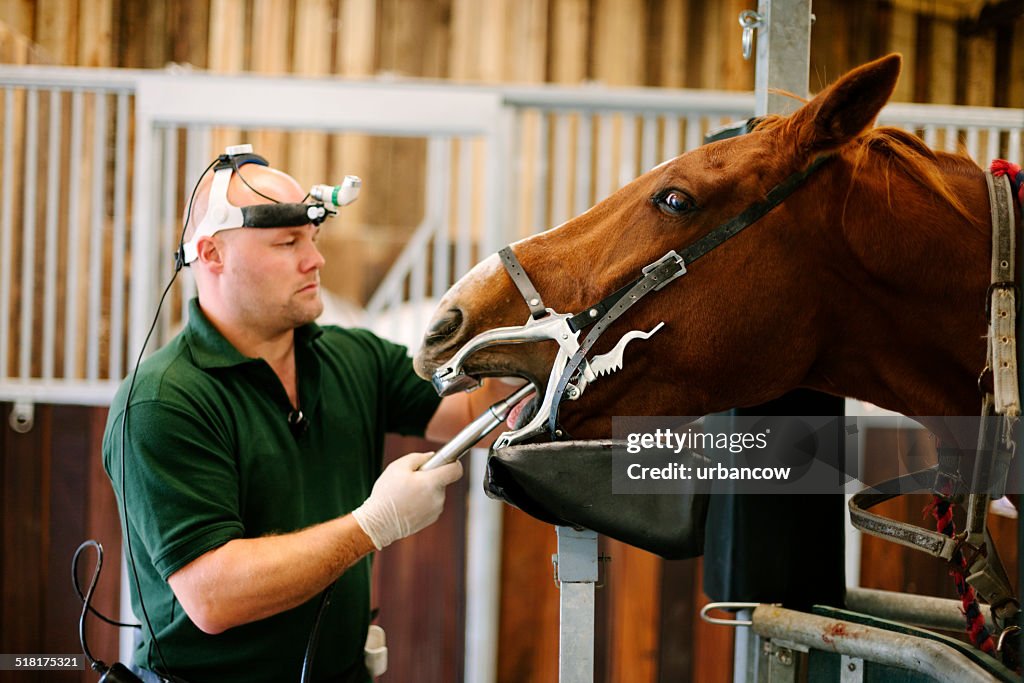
[506, 394, 537, 430]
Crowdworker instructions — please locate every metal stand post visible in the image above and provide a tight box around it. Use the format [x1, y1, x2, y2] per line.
[554, 526, 598, 683]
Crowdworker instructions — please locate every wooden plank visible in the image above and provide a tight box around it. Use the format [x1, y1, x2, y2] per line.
[166, 0, 210, 67]
[913, 13, 933, 103]
[376, 435, 467, 683]
[117, 0, 168, 68]
[503, 0, 547, 83]
[548, 0, 589, 84]
[85, 406, 125, 677]
[657, 558, 697, 681]
[691, 559, 734, 683]
[888, 6, 917, 102]
[250, 0, 290, 168]
[207, 0, 246, 159]
[324, 0, 377, 301]
[288, 0, 332, 185]
[34, 0, 76, 64]
[717, 0, 753, 91]
[931, 19, 957, 104]
[45, 406, 90, 673]
[1, 404, 50, 659]
[0, 0, 34, 40]
[448, 0, 481, 81]
[593, 0, 646, 86]
[77, 0, 112, 67]
[604, 541, 661, 683]
[1010, 15, 1024, 109]
[657, 0, 689, 88]
[965, 32, 996, 106]
[496, 509, 559, 683]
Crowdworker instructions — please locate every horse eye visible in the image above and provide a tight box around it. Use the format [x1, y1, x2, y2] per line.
[654, 189, 695, 216]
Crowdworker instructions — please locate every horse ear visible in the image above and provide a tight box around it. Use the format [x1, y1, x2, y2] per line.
[789, 53, 902, 153]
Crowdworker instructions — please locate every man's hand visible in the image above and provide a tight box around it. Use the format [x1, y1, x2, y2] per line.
[352, 452, 463, 550]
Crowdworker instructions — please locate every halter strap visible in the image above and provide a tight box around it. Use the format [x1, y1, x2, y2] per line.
[499, 246, 548, 320]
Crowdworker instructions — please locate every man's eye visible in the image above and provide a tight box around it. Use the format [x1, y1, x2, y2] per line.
[278, 240, 296, 247]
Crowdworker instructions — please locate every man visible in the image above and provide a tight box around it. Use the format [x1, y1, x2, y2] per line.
[103, 156, 501, 683]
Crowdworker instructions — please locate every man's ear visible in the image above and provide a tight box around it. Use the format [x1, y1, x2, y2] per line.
[196, 237, 225, 273]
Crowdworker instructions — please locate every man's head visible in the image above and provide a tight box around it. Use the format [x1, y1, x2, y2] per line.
[185, 163, 326, 337]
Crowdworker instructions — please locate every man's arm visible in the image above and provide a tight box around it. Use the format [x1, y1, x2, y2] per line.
[168, 451, 461, 634]
[168, 514, 374, 634]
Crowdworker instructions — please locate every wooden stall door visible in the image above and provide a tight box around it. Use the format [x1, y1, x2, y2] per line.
[0, 404, 122, 683]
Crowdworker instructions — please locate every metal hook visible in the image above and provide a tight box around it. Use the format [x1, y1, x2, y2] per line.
[738, 10, 764, 61]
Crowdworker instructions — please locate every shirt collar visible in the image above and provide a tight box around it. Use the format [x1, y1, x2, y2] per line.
[185, 298, 324, 369]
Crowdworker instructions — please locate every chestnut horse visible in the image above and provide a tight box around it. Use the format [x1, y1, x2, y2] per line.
[414, 54, 998, 443]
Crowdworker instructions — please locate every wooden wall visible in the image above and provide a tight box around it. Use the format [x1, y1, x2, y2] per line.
[1, 2, 1022, 682]
[2, 0, 1020, 305]
[0, 404, 121, 683]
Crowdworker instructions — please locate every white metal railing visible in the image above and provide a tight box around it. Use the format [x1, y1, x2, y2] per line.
[0, 65, 1021, 405]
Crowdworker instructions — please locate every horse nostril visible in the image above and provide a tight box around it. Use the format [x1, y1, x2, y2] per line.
[424, 308, 463, 346]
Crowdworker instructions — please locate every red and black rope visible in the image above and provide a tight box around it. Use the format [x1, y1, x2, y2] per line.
[927, 493, 997, 654]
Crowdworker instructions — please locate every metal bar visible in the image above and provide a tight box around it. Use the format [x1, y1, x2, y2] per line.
[641, 114, 657, 172]
[573, 113, 592, 215]
[595, 114, 614, 201]
[42, 89, 62, 379]
[551, 112, 571, 227]
[0, 88, 14, 380]
[752, 605, 996, 683]
[530, 111, 549, 235]
[618, 115, 636, 188]
[180, 126, 209, 327]
[754, 0, 812, 115]
[0, 378, 121, 405]
[985, 127, 1001, 163]
[86, 93, 107, 381]
[684, 114, 703, 152]
[556, 526, 598, 683]
[844, 587, 974, 632]
[965, 126, 980, 162]
[662, 114, 680, 160]
[160, 127, 178, 343]
[431, 138, 451, 299]
[456, 137, 473, 276]
[109, 92, 129, 379]
[923, 124, 938, 149]
[1009, 129, 1022, 161]
[64, 89, 83, 379]
[18, 87, 39, 380]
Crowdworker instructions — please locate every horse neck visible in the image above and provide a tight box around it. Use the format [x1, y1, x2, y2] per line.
[806, 157, 993, 417]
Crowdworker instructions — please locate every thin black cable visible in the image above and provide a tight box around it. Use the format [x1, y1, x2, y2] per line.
[74, 540, 103, 670]
[231, 157, 280, 204]
[73, 540, 140, 629]
[176, 158, 219, 270]
[299, 583, 336, 683]
[120, 270, 182, 681]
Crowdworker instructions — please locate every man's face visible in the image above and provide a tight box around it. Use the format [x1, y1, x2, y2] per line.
[217, 224, 326, 334]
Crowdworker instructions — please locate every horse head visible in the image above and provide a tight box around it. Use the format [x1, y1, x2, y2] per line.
[415, 54, 991, 439]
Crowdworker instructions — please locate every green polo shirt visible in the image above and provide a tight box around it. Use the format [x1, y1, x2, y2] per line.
[102, 298, 441, 683]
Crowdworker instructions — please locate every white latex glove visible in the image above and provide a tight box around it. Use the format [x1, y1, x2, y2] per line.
[351, 452, 463, 550]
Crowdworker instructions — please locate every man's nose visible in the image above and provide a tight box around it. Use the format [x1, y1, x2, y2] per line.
[302, 241, 326, 271]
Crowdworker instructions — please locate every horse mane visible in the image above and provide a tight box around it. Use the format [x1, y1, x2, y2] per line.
[755, 114, 983, 226]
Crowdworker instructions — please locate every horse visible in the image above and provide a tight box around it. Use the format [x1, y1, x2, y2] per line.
[412, 53, 1024, 667]
[414, 53, 1000, 443]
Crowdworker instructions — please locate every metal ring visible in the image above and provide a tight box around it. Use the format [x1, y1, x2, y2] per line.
[700, 602, 761, 627]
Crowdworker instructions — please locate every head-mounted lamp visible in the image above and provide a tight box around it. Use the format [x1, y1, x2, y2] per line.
[179, 144, 361, 266]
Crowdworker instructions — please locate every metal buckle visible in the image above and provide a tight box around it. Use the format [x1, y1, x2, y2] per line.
[641, 250, 686, 291]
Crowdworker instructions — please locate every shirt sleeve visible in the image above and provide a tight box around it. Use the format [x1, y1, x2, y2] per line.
[106, 399, 245, 580]
[349, 330, 443, 437]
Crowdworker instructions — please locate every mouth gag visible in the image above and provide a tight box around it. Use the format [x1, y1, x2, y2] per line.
[179, 144, 362, 265]
[430, 247, 674, 449]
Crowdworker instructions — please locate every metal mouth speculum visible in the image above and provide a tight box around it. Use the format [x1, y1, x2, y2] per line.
[430, 310, 583, 397]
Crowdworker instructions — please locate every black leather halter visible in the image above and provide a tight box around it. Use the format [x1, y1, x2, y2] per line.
[498, 153, 835, 436]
